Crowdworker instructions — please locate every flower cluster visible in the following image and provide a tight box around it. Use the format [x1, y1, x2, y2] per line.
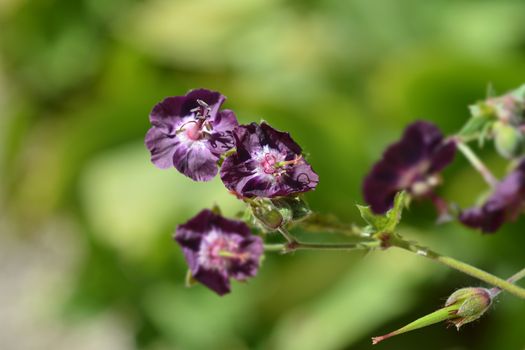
[146, 89, 318, 294]
[146, 86, 525, 304]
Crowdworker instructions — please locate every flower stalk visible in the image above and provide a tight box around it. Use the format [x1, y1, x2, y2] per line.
[490, 267, 525, 298]
[388, 235, 525, 299]
[456, 140, 499, 187]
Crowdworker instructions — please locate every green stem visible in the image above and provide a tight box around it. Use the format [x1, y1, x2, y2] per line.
[277, 227, 297, 244]
[390, 235, 525, 299]
[268, 224, 525, 299]
[217, 148, 236, 167]
[456, 141, 498, 187]
[263, 243, 287, 252]
[287, 241, 380, 252]
[490, 267, 525, 298]
[270, 227, 380, 253]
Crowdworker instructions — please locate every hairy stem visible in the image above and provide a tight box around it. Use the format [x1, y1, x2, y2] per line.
[456, 141, 498, 187]
[277, 227, 297, 244]
[390, 236, 525, 299]
[490, 267, 525, 298]
[269, 225, 525, 298]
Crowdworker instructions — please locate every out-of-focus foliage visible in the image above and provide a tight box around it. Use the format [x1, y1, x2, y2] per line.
[1, 0, 525, 349]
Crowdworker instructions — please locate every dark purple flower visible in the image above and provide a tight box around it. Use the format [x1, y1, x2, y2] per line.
[220, 122, 319, 198]
[460, 159, 525, 233]
[145, 89, 238, 181]
[363, 121, 456, 214]
[175, 209, 263, 295]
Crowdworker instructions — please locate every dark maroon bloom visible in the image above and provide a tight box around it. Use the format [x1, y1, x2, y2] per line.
[220, 122, 319, 198]
[145, 89, 238, 181]
[460, 159, 525, 233]
[363, 121, 456, 214]
[175, 209, 263, 295]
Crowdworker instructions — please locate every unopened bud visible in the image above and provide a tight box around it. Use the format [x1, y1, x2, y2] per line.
[493, 121, 524, 159]
[250, 199, 289, 231]
[445, 287, 492, 330]
[372, 287, 493, 345]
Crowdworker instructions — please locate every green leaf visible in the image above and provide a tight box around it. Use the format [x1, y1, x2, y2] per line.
[356, 192, 407, 235]
[458, 109, 495, 144]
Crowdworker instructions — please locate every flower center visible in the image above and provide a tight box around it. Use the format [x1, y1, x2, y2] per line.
[185, 119, 205, 140]
[176, 99, 214, 141]
[197, 230, 247, 271]
[257, 147, 302, 177]
[261, 153, 278, 174]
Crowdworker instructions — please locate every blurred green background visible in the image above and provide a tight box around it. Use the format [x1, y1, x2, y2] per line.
[1, 0, 525, 349]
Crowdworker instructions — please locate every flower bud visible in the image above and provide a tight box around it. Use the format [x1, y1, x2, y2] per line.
[493, 121, 524, 159]
[250, 199, 289, 231]
[372, 287, 493, 344]
[271, 196, 311, 222]
[445, 287, 492, 330]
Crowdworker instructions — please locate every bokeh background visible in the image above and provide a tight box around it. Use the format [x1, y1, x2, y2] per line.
[1, 0, 525, 349]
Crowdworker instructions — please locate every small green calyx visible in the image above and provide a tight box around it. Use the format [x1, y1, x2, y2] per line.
[357, 191, 408, 239]
[250, 196, 312, 231]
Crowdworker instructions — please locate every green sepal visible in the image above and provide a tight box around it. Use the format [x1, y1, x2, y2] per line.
[459, 105, 495, 145]
[211, 204, 222, 215]
[372, 304, 460, 344]
[509, 83, 525, 102]
[271, 196, 312, 222]
[185, 269, 198, 288]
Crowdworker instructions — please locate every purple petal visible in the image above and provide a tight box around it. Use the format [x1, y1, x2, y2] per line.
[282, 161, 319, 195]
[429, 141, 457, 173]
[145, 126, 178, 169]
[259, 122, 303, 155]
[149, 96, 185, 125]
[172, 142, 219, 181]
[459, 207, 506, 233]
[229, 235, 264, 281]
[213, 110, 239, 133]
[460, 159, 525, 233]
[193, 268, 231, 296]
[220, 122, 318, 198]
[183, 89, 226, 118]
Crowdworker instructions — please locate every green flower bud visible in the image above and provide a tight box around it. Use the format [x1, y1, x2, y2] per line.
[250, 199, 290, 231]
[493, 121, 524, 159]
[372, 287, 492, 345]
[445, 287, 492, 330]
[271, 196, 311, 222]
